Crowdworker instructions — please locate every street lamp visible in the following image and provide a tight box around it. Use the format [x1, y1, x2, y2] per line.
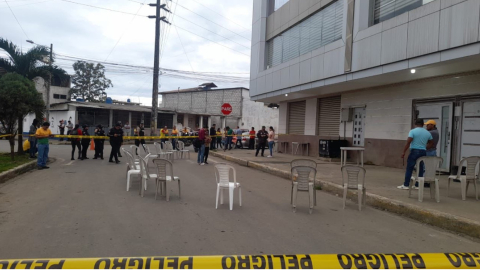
[27, 40, 53, 123]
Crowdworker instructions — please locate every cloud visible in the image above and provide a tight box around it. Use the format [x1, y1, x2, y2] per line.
[0, 0, 252, 105]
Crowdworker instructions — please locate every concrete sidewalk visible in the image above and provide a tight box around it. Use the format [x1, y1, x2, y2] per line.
[211, 149, 480, 239]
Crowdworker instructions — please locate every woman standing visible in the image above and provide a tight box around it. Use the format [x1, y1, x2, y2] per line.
[267, 126, 275, 158]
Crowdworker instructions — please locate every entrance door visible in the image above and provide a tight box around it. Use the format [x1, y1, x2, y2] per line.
[460, 101, 480, 159]
[416, 103, 453, 171]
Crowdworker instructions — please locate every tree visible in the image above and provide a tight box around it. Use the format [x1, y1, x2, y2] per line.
[0, 38, 68, 154]
[70, 61, 113, 102]
[0, 73, 44, 160]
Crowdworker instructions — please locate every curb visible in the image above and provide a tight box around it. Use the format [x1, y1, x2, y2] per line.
[0, 157, 57, 184]
[0, 160, 37, 184]
[211, 151, 480, 239]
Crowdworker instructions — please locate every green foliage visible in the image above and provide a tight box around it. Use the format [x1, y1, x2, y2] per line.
[0, 73, 45, 159]
[70, 61, 113, 102]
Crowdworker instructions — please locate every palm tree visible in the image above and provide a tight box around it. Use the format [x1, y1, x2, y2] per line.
[0, 38, 68, 153]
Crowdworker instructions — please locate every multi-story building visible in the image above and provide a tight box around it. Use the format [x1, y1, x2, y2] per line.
[250, 0, 480, 171]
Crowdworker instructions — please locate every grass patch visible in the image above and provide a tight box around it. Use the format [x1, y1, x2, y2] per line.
[0, 153, 32, 173]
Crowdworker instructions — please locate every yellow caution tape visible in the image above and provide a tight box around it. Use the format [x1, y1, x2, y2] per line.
[6, 134, 255, 140]
[0, 253, 478, 269]
[0, 134, 13, 138]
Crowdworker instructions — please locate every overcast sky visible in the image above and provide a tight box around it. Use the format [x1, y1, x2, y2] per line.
[0, 0, 252, 105]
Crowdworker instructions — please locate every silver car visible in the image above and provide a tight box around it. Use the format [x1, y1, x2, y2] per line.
[240, 131, 268, 149]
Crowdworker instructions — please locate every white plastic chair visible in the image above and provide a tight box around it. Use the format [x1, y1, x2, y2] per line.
[291, 165, 316, 214]
[409, 156, 443, 203]
[341, 166, 367, 210]
[144, 144, 159, 160]
[164, 141, 179, 160]
[177, 141, 190, 159]
[129, 145, 140, 162]
[155, 142, 174, 161]
[138, 154, 157, 197]
[152, 158, 181, 201]
[448, 157, 480, 200]
[291, 159, 318, 206]
[123, 149, 140, 192]
[214, 163, 241, 210]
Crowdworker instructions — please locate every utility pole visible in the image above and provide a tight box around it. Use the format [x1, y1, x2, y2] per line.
[46, 43, 53, 123]
[148, 0, 170, 136]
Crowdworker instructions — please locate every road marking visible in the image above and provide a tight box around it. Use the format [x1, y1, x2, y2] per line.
[64, 160, 75, 166]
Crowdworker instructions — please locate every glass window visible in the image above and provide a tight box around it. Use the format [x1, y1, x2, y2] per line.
[266, 0, 343, 69]
[53, 94, 60, 99]
[372, 0, 434, 25]
[60, 95, 67, 99]
[269, 0, 289, 15]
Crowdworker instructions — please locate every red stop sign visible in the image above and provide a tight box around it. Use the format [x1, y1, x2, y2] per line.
[221, 103, 233, 115]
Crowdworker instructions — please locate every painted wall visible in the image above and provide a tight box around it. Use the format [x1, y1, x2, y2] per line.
[33, 77, 70, 105]
[241, 90, 279, 131]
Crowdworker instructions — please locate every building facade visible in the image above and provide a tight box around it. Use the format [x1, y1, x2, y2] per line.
[250, 0, 480, 170]
[160, 84, 279, 131]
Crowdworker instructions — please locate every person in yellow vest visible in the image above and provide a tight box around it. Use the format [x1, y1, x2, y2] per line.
[171, 126, 179, 150]
[216, 128, 222, 149]
[160, 126, 169, 149]
[35, 122, 54, 170]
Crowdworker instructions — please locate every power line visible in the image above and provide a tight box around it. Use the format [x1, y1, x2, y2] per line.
[104, 0, 147, 61]
[175, 2, 250, 42]
[0, 0, 51, 8]
[58, 0, 143, 16]
[4, 0, 29, 38]
[188, 0, 251, 32]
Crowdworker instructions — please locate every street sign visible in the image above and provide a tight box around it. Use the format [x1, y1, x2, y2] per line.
[221, 103, 232, 115]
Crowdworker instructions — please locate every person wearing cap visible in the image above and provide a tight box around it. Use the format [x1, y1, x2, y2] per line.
[108, 123, 123, 164]
[80, 124, 90, 160]
[425, 120, 439, 157]
[398, 119, 433, 190]
[35, 122, 54, 170]
[93, 124, 105, 160]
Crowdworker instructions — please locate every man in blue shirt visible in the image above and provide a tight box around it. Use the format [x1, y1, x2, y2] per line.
[398, 119, 433, 190]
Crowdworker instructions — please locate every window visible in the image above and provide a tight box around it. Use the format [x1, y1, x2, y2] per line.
[268, 0, 289, 15]
[53, 94, 60, 99]
[266, 0, 343, 68]
[60, 95, 67, 99]
[372, 0, 435, 25]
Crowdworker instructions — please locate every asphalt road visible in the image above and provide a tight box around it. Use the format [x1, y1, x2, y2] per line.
[0, 141, 478, 259]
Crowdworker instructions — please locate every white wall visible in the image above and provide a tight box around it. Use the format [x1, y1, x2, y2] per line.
[34, 77, 70, 105]
[241, 90, 279, 131]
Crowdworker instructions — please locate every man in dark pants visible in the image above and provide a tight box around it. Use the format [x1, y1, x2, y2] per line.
[249, 127, 255, 150]
[58, 120, 65, 142]
[255, 126, 268, 157]
[93, 125, 105, 160]
[108, 123, 123, 164]
[134, 122, 146, 155]
[116, 121, 124, 157]
[399, 119, 433, 190]
[70, 124, 82, 160]
[209, 124, 216, 150]
[80, 124, 90, 160]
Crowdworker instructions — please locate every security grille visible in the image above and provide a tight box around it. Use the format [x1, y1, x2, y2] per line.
[317, 96, 341, 137]
[288, 101, 306, 135]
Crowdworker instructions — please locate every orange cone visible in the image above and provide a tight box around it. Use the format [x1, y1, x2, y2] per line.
[90, 138, 95, 150]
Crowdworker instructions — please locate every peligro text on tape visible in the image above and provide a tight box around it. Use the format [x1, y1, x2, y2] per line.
[0, 253, 479, 269]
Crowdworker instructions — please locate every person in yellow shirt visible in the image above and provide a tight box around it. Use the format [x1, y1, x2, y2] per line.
[216, 128, 222, 149]
[35, 122, 53, 170]
[160, 126, 169, 149]
[171, 125, 179, 150]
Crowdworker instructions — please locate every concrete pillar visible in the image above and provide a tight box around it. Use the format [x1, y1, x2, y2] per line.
[183, 114, 189, 128]
[173, 113, 178, 128]
[304, 99, 318, 135]
[207, 116, 212, 128]
[221, 117, 226, 129]
[199, 116, 203, 129]
[128, 111, 132, 136]
[109, 109, 113, 129]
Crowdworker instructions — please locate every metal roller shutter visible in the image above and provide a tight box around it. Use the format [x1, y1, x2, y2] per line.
[318, 96, 341, 137]
[288, 101, 306, 135]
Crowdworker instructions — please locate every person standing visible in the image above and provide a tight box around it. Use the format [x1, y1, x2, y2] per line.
[197, 125, 206, 165]
[70, 124, 82, 160]
[171, 125, 179, 150]
[80, 125, 90, 160]
[108, 123, 123, 164]
[267, 126, 275, 158]
[58, 120, 65, 142]
[224, 127, 233, 151]
[66, 120, 73, 141]
[124, 122, 131, 136]
[116, 121, 124, 158]
[204, 131, 212, 165]
[255, 126, 268, 157]
[249, 127, 256, 150]
[134, 122, 146, 155]
[35, 122, 53, 170]
[160, 126, 169, 148]
[209, 124, 217, 150]
[28, 119, 39, 158]
[399, 119, 433, 190]
[235, 126, 243, 149]
[216, 128, 222, 149]
[93, 125, 105, 160]
[425, 120, 439, 157]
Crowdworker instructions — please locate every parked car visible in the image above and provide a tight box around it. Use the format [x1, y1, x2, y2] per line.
[240, 131, 268, 149]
